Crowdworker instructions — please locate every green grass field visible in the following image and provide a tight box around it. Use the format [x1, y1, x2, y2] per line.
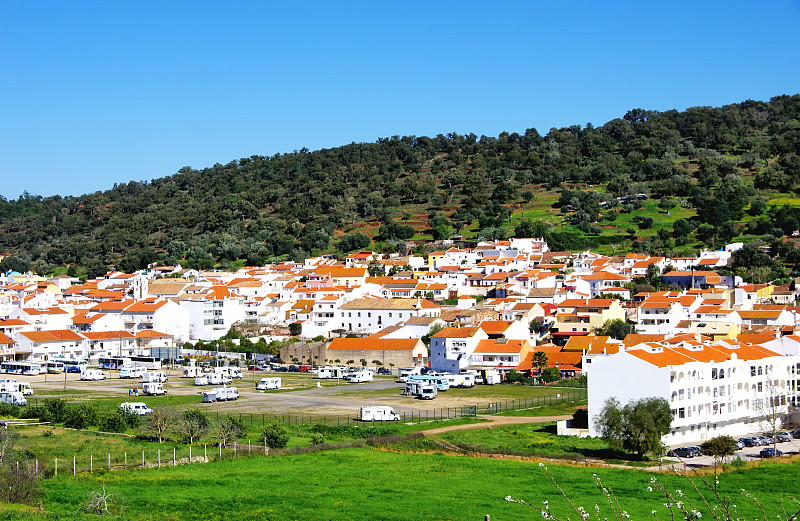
[10, 447, 797, 520]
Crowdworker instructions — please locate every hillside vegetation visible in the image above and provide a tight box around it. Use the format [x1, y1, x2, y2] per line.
[2, 94, 800, 278]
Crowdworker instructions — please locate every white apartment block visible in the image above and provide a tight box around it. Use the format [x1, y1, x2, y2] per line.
[589, 339, 800, 445]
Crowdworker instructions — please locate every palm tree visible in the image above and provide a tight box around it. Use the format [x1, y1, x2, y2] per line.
[531, 351, 548, 376]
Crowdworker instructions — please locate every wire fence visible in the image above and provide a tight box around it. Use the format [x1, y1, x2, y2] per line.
[23, 388, 587, 427]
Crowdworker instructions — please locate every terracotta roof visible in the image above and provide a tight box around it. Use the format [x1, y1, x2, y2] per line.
[328, 338, 420, 351]
[134, 330, 171, 338]
[82, 330, 135, 340]
[474, 339, 531, 354]
[339, 298, 439, 310]
[0, 333, 14, 344]
[20, 330, 83, 342]
[432, 327, 481, 338]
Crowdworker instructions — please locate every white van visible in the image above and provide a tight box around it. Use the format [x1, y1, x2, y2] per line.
[201, 390, 217, 403]
[17, 382, 33, 395]
[182, 366, 203, 378]
[398, 366, 423, 383]
[346, 370, 373, 383]
[0, 391, 26, 406]
[317, 366, 346, 379]
[484, 370, 502, 385]
[405, 381, 437, 399]
[119, 366, 146, 379]
[80, 369, 107, 381]
[360, 406, 400, 421]
[120, 402, 152, 415]
[142, 382, 167, 396]
[0, 380, 30, 395]
[194, 375, 209, 386]
[256, 377, 281, 390]
[215, 386, 239, 401]
[142, 372, 167, 383]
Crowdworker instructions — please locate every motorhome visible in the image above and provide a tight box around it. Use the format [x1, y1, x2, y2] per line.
[346, 370, 373, 383]
[214, 366, 243, 379]
[119, 366, 147, 379]
[407, 374, 450, 391]
[256, 377, 281, 390]
[201, 390, 217, 403]
[0, 391, 27, 406]
[142, 382, 167, 396]
[0, 379, 33, 395]
[194, 375, 209, 386]
[360, 406, 400, 421]
[120, 402, 152, 415]
[80, 369, 107, 381]
[443, 373, 474, 388]
[207, 373, 231, 385]
[215, 386, 239, 401]
[397, 366, 424, 383]
[464, 370, 484, 385]
[142, 372, 168, 383]
[183, 365, 203, 378]
[484, 370, 502, 385]
[317, 366, 346, 379]
[404, 382, 437, 400]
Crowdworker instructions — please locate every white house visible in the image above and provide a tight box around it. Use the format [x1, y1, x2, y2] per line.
[429, 326, 489, 373]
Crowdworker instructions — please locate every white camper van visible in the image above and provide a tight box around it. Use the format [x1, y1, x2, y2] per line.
[0, 391, 26, 406]
[317, 366, 346, 379]
[119, 366, 147, 379]
[360, 406, 400, 421]
[256, 377, 281, 390]
[80, 369, 107, 381]
[398, 366, 424, 383]
[142, 372, 167, 383]
[404, 382, 437, 399]
[142, 382, 167, 396]
[120, 402, 152, 415]
[346, 370, 373, 383]
[484, 370, 502, 385]
[0, 379, 33, 395]
[215, 387, 239, 401]
[183, 366, 203, 378]
[194, 375, 209, 386]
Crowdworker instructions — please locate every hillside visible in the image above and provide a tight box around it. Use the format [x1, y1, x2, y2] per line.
[1, 94, 800, 279]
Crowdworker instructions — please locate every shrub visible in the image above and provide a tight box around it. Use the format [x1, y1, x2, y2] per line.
[0, 403, 20, 418]
[63, 403, 98, 430]
[43, 398, 68, 424]
[98, 410, 129, 433]
[175, 409, 210, 444]
[310, 432, 325, 445]
[260, 421, 289, 449]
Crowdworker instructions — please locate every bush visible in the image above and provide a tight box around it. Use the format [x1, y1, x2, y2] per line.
[260, 421, 290, 449]
[310, 432, 325, 445]
[43, 398, 68, 424]
[0, 403, 21, 418]
[63, 403, 98, 430]
[98, 409, 135, 433]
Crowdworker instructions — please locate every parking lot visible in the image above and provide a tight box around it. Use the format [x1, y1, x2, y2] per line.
[664, 437, 800, 467]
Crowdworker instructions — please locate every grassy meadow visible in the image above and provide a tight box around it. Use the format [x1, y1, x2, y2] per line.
[5, 447, 796, 520]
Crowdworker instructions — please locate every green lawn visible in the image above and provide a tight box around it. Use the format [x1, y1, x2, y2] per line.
[13, 447, 797, 520]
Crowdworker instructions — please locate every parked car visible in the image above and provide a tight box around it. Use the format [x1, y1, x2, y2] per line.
[120, 402, 153, 416]
[247, 365, 263, 371]
[377, 368, 391, 376]
[739, 437, 758, 448]
[666, 447, 698, 458]
[752, 436, 768, 446]
[773, 431, 792, 443]
[734, 439, 744, 450]
[66, 365, 84, 374]
[759, 447, 783, 458]
[275, 366, 288, 372]
[288, 365, 299, 372]
[791, 429, 800, 439]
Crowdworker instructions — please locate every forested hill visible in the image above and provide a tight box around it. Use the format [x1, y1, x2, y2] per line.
[2, 94, 800, 279]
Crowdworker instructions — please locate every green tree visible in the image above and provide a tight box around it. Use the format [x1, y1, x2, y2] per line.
[700, 435, 738, 469]
[260, 421, 289, 449]
[594, 396, 672, 459]
[176, 409, 210, 444]
[595, 318, 631, 340]
[531, 351, 548, 375]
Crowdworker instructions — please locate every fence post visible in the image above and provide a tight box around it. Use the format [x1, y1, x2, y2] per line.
[204, 444, 207, 461]
[90, 455, 93, 473]
[142, 451, 145, 468]
[73, 456, 75, 475]
[173, 447, 176, 466]
[189, 445, 192, 461]
[219, 444, 222, 458]
[158, 449, 161, 468]
[248, 440, 251, 455]
[125, 453, 127, 470]
[54, 458, 57, 477]
[234, 444, 237, 458]
[108, 453, 110, 470]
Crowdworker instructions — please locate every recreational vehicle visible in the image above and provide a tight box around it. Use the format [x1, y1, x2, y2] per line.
[194, 375, 209, 386]
[404, 382, 437, 400]
[0, 391, 26, 406]
[142, 382, 167, 396]
[407, 374, 450, 391]
[142, 372, 168, 383]
[202, 386, 239, 402]
[397, 366, 423, 383]
[119, 366, 147, 379]
[120, 402, 152, 415]
[346, 370, 373, 383]
[317, 366, 346, 379]
[256, 377, 281, 390]
[360, 406, 400, 421]
[183, 366, 203, 378]
[80, 369, 107, 381]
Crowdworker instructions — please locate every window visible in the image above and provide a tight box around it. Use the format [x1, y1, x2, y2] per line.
[712, 368, 718, 380]
[678, 408, 685, 419]
[758, 366, 763, 375]
[757, 382, 763, 393]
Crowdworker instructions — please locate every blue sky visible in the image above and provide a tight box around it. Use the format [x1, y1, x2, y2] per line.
[1, 1, 799, 200]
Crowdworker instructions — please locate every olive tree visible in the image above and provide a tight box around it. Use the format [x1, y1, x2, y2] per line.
[593, 396, 672, 459]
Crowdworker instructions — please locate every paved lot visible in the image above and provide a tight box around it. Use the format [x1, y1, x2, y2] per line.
[664, 437, 800, 468]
